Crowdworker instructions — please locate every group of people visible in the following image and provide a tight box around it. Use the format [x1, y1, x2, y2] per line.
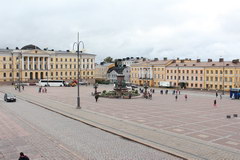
[160, 89, 170, 95]
[14, 85, 24, 90]
[144, 92, 152, 99]
[38, 86, 47, 93]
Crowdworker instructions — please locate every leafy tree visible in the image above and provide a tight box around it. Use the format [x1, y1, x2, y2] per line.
[104, 56, 113, 63]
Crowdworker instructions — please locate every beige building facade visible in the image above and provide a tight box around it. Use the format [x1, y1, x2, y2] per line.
[130, 59, 173, 87]
[0, 44, 96, 84]
[130, 58, 240, 91]
[95, 63, 115, 80]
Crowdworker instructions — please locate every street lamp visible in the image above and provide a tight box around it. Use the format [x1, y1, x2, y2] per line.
[221, 58, 225, 95]
[18, 52, 22, 92]
[73, 32, 85, 109]
[94, 83, 98, 95]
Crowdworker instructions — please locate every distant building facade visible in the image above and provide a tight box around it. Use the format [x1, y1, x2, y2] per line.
[130, 58, 240, 91]
[95, 62, 114, 80]
[0, 44, 96, 84]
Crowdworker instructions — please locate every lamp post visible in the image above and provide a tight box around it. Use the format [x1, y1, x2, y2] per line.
[18, 52, 22, 92]
[222, 59, 225, 95]
[73, 32, 85, 109]
[94, 83, 98, 95]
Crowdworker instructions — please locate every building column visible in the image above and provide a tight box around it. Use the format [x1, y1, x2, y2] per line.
[92, 59, 95, 69]
[27, 56, 29, 70]
[48, 57, 50, 70]
[42, 57, 45, 70]
[33, 57, 35, 70]
[22, 56, 24, 70]
[150, 67, 153, 79]
[38, 57, 40, 70]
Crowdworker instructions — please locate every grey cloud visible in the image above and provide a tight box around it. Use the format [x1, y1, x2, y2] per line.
[0, 0, 240, 63]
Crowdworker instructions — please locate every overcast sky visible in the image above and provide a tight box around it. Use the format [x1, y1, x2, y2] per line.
[1, 0, 240, 62]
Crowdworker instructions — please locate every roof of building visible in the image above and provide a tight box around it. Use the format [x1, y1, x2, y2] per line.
[107, 66, 126, 74]
[21, 44, 41, 50]
[167, 60, 240, 67]
[131, 60, 173, 67]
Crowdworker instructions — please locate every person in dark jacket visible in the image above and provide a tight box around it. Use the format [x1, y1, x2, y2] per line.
[19, 152, 30, 160]
[95, 94, 99, 102]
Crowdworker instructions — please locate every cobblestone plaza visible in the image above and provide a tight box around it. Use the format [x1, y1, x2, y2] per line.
[1, 85, 240, 159]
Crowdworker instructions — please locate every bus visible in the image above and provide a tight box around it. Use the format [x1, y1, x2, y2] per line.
[38, 79, 64, 87]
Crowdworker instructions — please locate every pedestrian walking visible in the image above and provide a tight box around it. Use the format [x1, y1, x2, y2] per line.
[220, 94, 222, 100]
[95, 94, 99, 102]
[214, 99, 217, 107]
[179, 90, 180, 95]
[44, 88, 47, 93]
[153, 89, 155, 93]
[216, 91, 218, 97]
[22, 85, 24, 90]
[149, 93, 152, 100]
[18, 152, 30, 160]
[185, 94, 187, 101]
[175, 95, 178, 101]
[38, 87, 41, 93]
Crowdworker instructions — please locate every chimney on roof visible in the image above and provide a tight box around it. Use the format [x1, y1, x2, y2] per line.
[163, 57, 167, 61]
[6, 47, 9, 50]
[208, 59, 212, 62]
[197, 59, 201, 63]
[180, 60, 184, 63]
[232, 59, 239, 64]
[154, 58, 158, 61]
[16, 47, 19, 50]
[219, 58, 224, 62]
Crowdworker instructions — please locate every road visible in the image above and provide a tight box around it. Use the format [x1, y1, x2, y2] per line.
[0, 92, 182, 160]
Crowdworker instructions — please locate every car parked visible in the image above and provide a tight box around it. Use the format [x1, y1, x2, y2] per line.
[64, 81, 77, 87]
[4, 93, 16, 102]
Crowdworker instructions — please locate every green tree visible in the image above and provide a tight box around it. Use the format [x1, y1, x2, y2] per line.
[104, 56, 113, 63]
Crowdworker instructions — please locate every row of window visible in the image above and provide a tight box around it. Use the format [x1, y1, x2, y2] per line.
[2, 71, 94, 77]
[132, 68, 239, 75]
[166, 76, 203, 81]
[54, 58, 93, 62]
[167, 70, 203, 74]
[1, 57, 94, 63]
[206, 84, 232, 89]
[206, 77, 234, 82]
[206, 70, 233, 74]
[2, 64, 94, 70]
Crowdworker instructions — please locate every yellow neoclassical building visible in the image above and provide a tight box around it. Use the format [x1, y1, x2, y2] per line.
[130, 58, 173, 87]
[130, 58, 240, 91]
[0, 44, 96, 84]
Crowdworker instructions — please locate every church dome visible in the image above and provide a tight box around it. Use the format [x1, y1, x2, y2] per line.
[21, 44, 41, 50]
